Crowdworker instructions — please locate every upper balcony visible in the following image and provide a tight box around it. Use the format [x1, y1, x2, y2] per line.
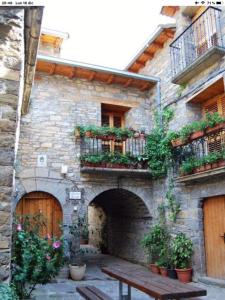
[75, 126, 150, 177]
[172, 119, 225, 182]
[170, 7, 225, 84]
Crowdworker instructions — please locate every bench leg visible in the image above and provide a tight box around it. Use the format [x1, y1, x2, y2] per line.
[119, 281, 131, 300]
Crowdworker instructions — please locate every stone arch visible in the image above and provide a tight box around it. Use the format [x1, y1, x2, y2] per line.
[88, 188, 152, 264]
[16, 191, 63, 237]
[14, 167, 75, 223]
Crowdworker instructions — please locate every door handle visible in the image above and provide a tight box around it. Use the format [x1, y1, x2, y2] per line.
[219, 233, 225, 243]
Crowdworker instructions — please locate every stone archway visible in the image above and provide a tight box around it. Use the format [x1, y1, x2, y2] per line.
[88, 188, 152, 263]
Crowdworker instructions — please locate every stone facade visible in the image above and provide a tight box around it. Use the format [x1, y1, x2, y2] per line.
[14, 5, 225, 280]
[15, 73, 154, 262]
[139, 6, 225, 279]
[0, 8, 24, 281]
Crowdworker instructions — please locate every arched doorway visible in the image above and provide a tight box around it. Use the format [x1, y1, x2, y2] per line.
[88, 188, 151, 263]
[16, 191, 63, 237]
[204, 196, 225, 279]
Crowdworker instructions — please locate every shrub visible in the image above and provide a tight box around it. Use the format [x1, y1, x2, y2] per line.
[141, 224, 170, 264]
[0, 284, 18, 300]
[12, 214, 65, 299]
[171, 233, 193, 269]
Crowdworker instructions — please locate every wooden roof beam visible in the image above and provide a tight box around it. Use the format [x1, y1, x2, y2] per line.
[164, 29, 175, 39]
[106, 75, 114, 84]
[123, 78, 133, 87]
[143, 51, 154, 59]
[49, 63, 56, 75]
[152, 42, 164, 49]
[69, 67, 76, 79]
[88, 71, 96, 81]
[140, 82, 150, 91]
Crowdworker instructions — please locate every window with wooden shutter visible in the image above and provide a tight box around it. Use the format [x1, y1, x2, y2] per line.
[202, 93, 225, 153]
[101, 106, 126, 154]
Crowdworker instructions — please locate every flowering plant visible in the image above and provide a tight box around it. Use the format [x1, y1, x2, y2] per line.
[12, 214, 64, 299]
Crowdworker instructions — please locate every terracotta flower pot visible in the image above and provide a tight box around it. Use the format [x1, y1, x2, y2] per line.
[159, 267, 168, 277]
[206, 122, 225, 134]
[212, 162, 219, 169]
[205, 163, 212, 171]
[218, 160, 225, 167]
[190, 130, 204, 141]
[99, 135, 115, 141]
[171, 138, 184, 147]
[149, 263, 160, 274]
[175, 268, 192, 283]
[80, 238, 88, 245]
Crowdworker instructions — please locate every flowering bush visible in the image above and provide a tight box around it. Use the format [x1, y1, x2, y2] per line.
[12, 214, 65, 299]
[0, 284, 18, 300]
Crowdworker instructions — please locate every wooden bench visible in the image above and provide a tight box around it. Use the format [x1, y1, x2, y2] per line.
[102, 266, 207, 300]
[76, 285, 113, 300]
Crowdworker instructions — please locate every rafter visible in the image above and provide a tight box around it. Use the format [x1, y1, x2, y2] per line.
[140, 82, 149, 91]
[143, 51, 154, 59]
[106, 75, 114, 84]
[123, 78, 133, 87]
[88, 71, 95, 81]
[69, 67, 76, 79]
[164, 29, 175, 39]
[152, 41, 164, 49]
[49, 63, 56, 75]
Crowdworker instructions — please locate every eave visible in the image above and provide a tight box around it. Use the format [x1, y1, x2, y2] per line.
[126, 24, 176, 73]
[161, 6, 179, 17]
[36, 54, 160, 92]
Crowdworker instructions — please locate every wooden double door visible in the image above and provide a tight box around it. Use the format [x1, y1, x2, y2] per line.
[204, 196, 225, 279]
[16, 192, 62, 237]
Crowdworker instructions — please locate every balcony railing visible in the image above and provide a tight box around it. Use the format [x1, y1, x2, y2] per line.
[80, 136, 147, 170]
[170, 7, 224, 80]
[172, 125, 225, 177]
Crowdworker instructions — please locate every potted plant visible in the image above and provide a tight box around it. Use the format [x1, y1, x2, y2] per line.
[171, 233, 193, 283]
[65, 217, 88, 281]
[141, 224, 170, 274]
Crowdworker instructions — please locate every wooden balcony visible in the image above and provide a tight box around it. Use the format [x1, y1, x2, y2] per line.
[170, 7, 225, 84]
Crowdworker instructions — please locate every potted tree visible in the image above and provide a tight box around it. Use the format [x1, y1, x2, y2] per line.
[171, 233, 193, 283]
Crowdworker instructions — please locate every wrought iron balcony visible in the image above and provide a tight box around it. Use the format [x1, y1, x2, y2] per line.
[79, 136, 148, 173]
[170, 7, 225, 84]
[172, 124, 225, 178]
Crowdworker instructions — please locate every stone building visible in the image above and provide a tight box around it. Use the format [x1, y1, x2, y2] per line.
[0, 6, 43, 281]
[1, 5, 225, 283]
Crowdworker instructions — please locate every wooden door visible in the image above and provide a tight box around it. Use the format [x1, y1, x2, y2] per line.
[204, 196, 225, 279]
[16, 192, 62, 237]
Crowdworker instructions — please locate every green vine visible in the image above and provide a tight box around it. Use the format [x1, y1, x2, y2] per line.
[145, 107, 175, 178]
[165, 180, 181, 223]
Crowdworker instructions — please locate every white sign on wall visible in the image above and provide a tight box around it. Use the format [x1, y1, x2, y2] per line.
[69, 191, 81, 200]
[37, 154, 47, 167]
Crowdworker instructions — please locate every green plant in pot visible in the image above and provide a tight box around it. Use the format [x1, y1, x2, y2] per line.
[141, 224, 170, 274]
[171, 233, 193, 283]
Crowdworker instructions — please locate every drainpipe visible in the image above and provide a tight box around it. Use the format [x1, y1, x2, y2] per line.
[156, 79, 162, 124]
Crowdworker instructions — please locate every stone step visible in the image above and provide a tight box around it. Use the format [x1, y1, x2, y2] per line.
[199, 276, 225, 288]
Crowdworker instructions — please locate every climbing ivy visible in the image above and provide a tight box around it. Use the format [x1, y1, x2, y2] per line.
[165, 180, 181, 223]
[145, 107, 175, 178]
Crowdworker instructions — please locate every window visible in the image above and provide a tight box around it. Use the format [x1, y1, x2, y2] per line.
[101, 104, 129, 154]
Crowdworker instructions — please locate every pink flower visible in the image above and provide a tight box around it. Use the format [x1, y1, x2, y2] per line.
[17, 224, 22, 231]
[46, 233, 51, 240]
[46, 254, 51, 260]
[52, 241, 61, 249]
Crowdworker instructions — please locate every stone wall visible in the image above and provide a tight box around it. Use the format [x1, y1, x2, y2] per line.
[0, 8, 24, 281]
[138, 6, 225, 278]
[15, 73, 155, 263]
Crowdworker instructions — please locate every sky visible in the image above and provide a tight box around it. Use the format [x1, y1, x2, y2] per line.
[42, 0, 174, 69]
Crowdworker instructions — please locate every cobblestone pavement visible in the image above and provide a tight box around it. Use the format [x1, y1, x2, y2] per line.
[33, 255, 225, 300]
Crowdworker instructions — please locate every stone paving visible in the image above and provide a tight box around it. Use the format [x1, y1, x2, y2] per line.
[33, 254, 225, 300]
